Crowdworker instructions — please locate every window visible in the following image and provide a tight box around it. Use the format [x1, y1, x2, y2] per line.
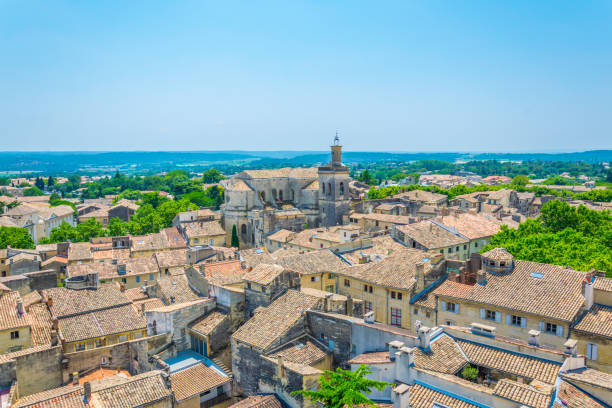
[119, 335, 128, 342]
[545, 323, 558, 335]
[464, 245, 467, 250]
[247, 282, 251, 289]
[391, 308, 402, 327]
[241, 224, 247, 234]
[164, 268, 169, 275]
[325, 285, 334, 292]
[397, 292, 403, 300]
[391, 291, 396, 299]
[261, 286, 266, 293]
[446, 302, 457, 313]
[193, 238, 199, 244]
[474, 242, 478, 248]
[426, 311, 431, 318]
[448, 248, 452, 253]
[312, 277, 317, 282]
[440, 250, 444, 254]
[136, 276, 141, 283]
[363, 284, 368, 292]
[456, 246, 459, 251]
[217, 386, 225, 396]
[344, 279, 350, 287]
[320, 332, 326, 340]
[75, 343, 85, 351]
[511, 315, 524, 327]
[10, 330, 19, 339]
[485, 310, 497, 321]
[364, 301, 372, 313]
[121, 278, 127, 284]
[413, 308, 419, 315]
[587, 343, 598, 361]
[95, 339, 103, 347]
[445, 320, 454, 326]
[328, 273, 334, 279]
[339, 182, 344, 195]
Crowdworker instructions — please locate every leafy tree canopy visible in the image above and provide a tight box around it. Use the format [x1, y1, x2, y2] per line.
[202, 168, 224, 184]
[0, 226, 35, 249]
[23, 186, 44, 196]
[292, 365, 391, 408]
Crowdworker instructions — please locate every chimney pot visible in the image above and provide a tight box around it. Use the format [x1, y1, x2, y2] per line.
[528, 330, 541, 347]
[477, 270, 487, 285]
[83, 381, 91, 402]
[364, 311, 375, 324]
[47, 296, 53, 307]
[141, 303, 146, 316]
[72, 371, 79, 385]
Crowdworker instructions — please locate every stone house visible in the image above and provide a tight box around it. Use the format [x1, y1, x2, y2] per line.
[393, 221, 470, 260]
[243, 263, 301, 318]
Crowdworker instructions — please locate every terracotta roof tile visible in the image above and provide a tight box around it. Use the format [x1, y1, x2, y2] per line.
[407, 383, 479, 408]
[433, 260, 587, 322]
[243, 263, 284, 285]
[573, 304, 612, 339]
[229, 395, 282, 408]
[268, 338, 328, 366]
[396, 221, 468, 249]
[232, 290, 321, 350]
[561, 368, 612, 390]
[170, 363, 229, 402]
[555, 379, 606, 408]
[414, 334, 467, 374]
[58, 304, 146, 343]
[184, 221, 225, 239]
[190, 311, 228, 336]
[43, 285, 132, 318]
[593, 276, 612, 292]
[493, 379, 551, 408]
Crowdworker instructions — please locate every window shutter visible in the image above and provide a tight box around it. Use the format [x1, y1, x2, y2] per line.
[587, 344, 593, 360]
[441, 301, 446, 311]
[556, 325, 563, 337]
[480, 308, 485, 319]
[592, 344, 598, 361]
[521, 318, 527, 328]
[539, 321, 544, 331]
[455, 304, 460, 314]
[506, 314, 511, 325]
[495, 312, 501, 323]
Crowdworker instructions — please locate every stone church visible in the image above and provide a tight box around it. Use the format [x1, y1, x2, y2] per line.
[222, 139, 351, 247]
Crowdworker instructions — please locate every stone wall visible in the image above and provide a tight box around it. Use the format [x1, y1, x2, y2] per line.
[14, 346, 63, 397]
[306, 312, 353, 365]
[23, 269, 58, 291]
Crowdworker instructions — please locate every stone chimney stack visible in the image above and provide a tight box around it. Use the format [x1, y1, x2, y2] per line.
[72, 372, 79, 385]
[141, 302, 146, 316]
[346, 294, 353, 316]
[47, 296, 53, 307]
[418, 326, 432, 350]
[529, 330, 541, 347]
[564, 339, 578, 357]
[364, 311, 375, 324]
[583, 278, 594, 310]
[83, 381, 92, 402]
[16, 299, 25, 317]
[415, 263, 425, 293]
[476, 270, 487, 285]
[120, 283, 126, 292]
[388, 341, 405, 362]
[392, 383, 410, 408]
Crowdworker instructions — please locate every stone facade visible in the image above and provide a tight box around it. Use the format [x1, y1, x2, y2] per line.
[222, 142, 351, 247]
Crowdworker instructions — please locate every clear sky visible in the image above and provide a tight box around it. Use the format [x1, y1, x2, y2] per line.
[1, 1, 611, 152]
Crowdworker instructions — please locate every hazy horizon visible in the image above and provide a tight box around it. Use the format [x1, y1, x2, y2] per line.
[1, 1, 611, 151]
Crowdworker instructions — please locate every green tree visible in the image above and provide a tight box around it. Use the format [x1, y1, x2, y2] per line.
[108, 217, 130, 236]
[47, 176, 55, 188]
[607, 168, 612, 183]
[202, 168, 224, 184]
[461, 364, 479, 382]
[292, 365, 390, 408]
[540, 200, 578, 233]
[48, 222, 79, 243]
[35, 177, 45, 190]
[129, 204, 165, 234]
[23, 186, 44, 196]
[140, 191, 170, 209]
[511, 175, 530, 187]
[358, 170, 375, 185]
[231, 225, 239, 248]
[76, 218, 106, 241]
[0, 226, 35, 249]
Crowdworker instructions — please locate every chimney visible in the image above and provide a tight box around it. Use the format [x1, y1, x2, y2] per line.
[364, 311, 375, 324]
[392, 383, 410, 408]
[52, 318, 59, 331]
[324, 293, 333, 312]
[415, 263, 425, 292]
[83, 381, 91, 402]
[346, 294, 353, 316]
[120, 283, 126, 292]
[152, 320, 157, 335]
[418, 326, 432, 350]
[276, 355, 285, 380]
[47, 296, 53, 307]
[388, 341, 404, 361]
[72, 372, 79, 385]
[16, 299, 25, 317]
[395, 346, 415, 383]
[583, 278, 594, 310]
[476, 270, 487, 285]
[528, 330, 541, 347]
[564, 339, 578, 357]
[140, 303, 146, 316]
[414, 320, 422, 332]
[50, 329, 58, 346]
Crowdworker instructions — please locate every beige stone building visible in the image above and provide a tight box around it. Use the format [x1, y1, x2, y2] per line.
[182, 220, 226, 247]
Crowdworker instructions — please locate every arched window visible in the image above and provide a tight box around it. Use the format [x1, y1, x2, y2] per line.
[241, 224, 247, 234]
[339, 182, 344, 196]
[322, 184, 325, 194]
[291, 189, 295, 201]
[272, 189, 277, 200]
[328, 183, 332, 196]
[279, 190, 283, 201]
[261, 192, 265, 202]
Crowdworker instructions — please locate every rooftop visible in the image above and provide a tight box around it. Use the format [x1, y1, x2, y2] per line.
[170, 362, 230, 402]
[573, 304, 612, 339]
[243, 263, 285, 285]
[43, 284, 132, 319]
[396, 221, 468, 249]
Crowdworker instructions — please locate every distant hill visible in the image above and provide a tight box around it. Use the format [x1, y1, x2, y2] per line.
[0, 150, 610, 175]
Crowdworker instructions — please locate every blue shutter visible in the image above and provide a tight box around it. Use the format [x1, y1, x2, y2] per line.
[539, 321, 544, 331]
[506, 314, 511, 325]
[441, 301, 446, 311]
[521, 317, 527, 328]
[480, 308, 485, 319]
[556, 325, 563, 337]
[495, 312, 501, 323]
[455, 304, 460, 314]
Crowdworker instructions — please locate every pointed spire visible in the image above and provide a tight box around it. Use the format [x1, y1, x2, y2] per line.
[334, 130, 340, 146]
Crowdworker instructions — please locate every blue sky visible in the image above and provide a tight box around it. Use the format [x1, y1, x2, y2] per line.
[1, 1, 610, 152]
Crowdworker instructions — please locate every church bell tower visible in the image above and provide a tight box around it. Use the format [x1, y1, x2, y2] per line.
[318, 132, 351, 227]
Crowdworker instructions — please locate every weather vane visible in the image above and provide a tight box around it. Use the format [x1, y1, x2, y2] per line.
[334, 130, 340, 146]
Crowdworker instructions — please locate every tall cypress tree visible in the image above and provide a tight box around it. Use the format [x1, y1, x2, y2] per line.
[231, 224, 239, 248]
